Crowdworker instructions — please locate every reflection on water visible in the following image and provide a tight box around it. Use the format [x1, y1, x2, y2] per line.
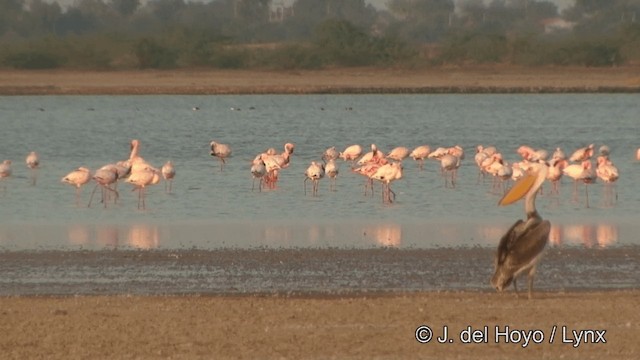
[67, 225, 90, 246]
[37, 221, 622, 251]
[127, 224, 159, 249]
[363, 223, 402, 247]
[552, 223, 618, 248]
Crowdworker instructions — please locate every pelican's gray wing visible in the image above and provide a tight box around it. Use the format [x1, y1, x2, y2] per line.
[499, 218, 550, 270]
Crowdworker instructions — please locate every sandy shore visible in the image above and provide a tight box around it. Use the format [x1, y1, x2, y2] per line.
[1, 66, 640, 94]
[0, 291, 637, 359]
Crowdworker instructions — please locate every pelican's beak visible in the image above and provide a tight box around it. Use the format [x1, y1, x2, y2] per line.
[499, 169, 538, 206]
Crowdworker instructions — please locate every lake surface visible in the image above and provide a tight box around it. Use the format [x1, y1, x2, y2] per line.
[0, 94, 638, 294]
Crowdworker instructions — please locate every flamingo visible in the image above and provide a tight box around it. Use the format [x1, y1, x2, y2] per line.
[546, 158, 567, 195]
[250, 158, 267, 192]
[210, 141, 232, 171]
[352, 162, 381, 196]
[492, 161, 550, 299]
[339, 144, 362, 164]
[386, 146, 410, 162]
[88, 166, 119, 208]
[25, 151, 39, 186]
[552, 147, 566, 161]
[161, 161, 176, 193]
[324, 159, 339, 191]
[563, 160, 596, 207]
[440, 154, 460, 188]
[304, 161, 325, 196]
[0, 160, 13, 193]
[322, 146, 339, 161]
[409, 145, 431, 170]
[569, 144, 595, 162]
[357, 144, 385, 166]
[427, 147, 448, 160]
[261, 143, 295, 188]
[61, 167, 91, 206]
[636, 148, 640, 161]
[596, 157, 619, 205]
[127, 166, 160, 210]
[371, 162, 403, 204]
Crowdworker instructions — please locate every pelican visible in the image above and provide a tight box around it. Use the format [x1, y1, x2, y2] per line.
[491, 161, 550, 299]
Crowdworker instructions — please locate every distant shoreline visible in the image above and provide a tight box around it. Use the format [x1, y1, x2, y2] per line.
[1, 66, 639, 95]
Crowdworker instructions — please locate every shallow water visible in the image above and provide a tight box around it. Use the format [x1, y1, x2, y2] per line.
[0, 94, 638, 294]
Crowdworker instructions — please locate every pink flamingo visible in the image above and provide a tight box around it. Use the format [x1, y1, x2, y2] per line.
[546, 158, 567, 195]
[563, 160, 596, 207]
[250, 158, 267, 192]
[0, 160, 12, 193]
[440, 153, 461, 188]
[25, 151, 39, 186]
[161, 160, 176, 193]
[339, 144, 363, 164]
[324, 159, 339, 191]
[322, 146, 339, 161]
[210, 141, 232, 171]
[127, 166, 160, 210]
[409, 145, 431, 170]
[61, 167, 91, 205]
[88, 166, 119, 208]
[569, 144, 595, 162]
[596, 157, 619, 205]
[386, 146, 410, 162]
[304, 161, 325, 196]
[371, 162, 403, 204]
[261, 143, 295, 188]
[357, 144, 385, 166]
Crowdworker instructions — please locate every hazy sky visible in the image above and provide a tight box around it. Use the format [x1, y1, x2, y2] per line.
[45, 0, 577, 12]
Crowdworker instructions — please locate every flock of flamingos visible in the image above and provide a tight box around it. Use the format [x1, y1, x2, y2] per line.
[0, 139, 637, 209]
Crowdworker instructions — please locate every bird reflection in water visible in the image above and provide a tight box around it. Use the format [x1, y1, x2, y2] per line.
[546, 223, 618, 248]
[363, 223, 402, 247]
[127, 224, 159, 249]
[96, 226, 120, 248]
[67, 224, 90, 246]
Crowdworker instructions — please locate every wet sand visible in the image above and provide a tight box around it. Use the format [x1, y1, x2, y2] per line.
[1, 66, 640, 94]
[1, 291, 638, 359]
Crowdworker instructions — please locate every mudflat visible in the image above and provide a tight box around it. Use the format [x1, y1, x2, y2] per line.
[0, 291, 637, 359]
[1, 66, 639, 94]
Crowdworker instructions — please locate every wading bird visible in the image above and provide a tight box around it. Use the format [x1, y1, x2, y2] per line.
[304, 161, 325, 196]
[491, 161, 550, 299]
[161, 161, 176, 193]
[61, 167, 91, 205]
[26, 151, 39, 185]
[210, 141, 232, 171]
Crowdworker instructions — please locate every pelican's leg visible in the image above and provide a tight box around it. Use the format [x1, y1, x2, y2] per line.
[527, 266, 537, 300]
[512, 279, 519, 298]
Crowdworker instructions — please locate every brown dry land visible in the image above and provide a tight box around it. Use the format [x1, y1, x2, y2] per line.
[1, 66, 640, 95]
[0, 291, 638, 359]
